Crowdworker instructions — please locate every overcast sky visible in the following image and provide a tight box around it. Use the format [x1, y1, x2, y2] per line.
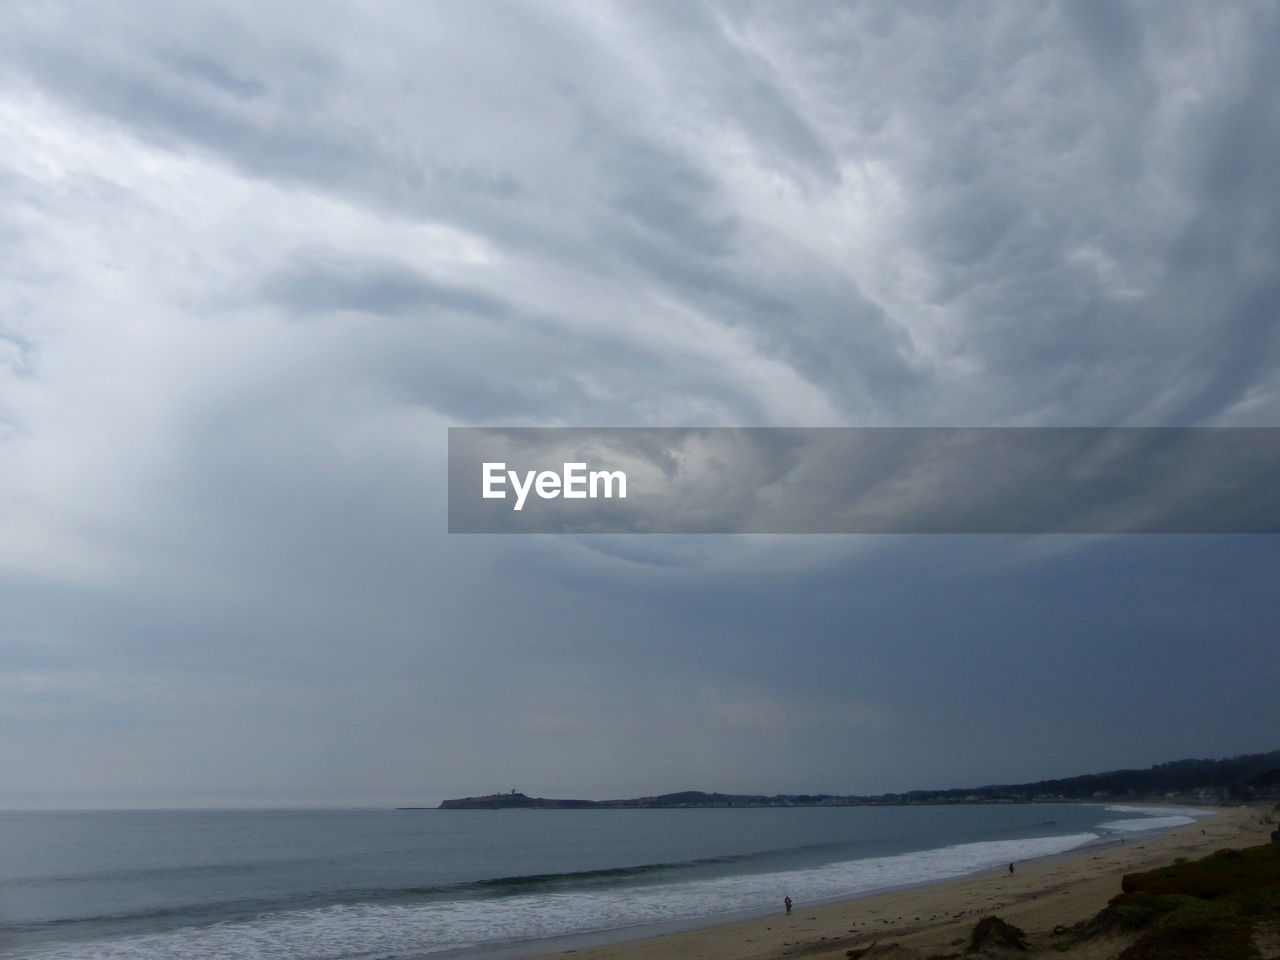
[1, 1, 1278, 808]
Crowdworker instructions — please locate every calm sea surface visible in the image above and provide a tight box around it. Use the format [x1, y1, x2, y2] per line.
[0, 803, 1208, 960]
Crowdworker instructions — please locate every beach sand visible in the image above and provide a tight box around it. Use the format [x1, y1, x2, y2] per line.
[522, 805, 1275, 960]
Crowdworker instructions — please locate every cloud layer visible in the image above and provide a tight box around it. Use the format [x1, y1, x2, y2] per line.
[1, 1, 1278, 806]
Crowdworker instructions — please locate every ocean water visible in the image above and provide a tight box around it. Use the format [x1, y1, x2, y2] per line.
[0, 803, 1210, 960]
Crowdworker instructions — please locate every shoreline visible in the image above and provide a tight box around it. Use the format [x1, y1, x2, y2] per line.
[502, 804, 1273, 960]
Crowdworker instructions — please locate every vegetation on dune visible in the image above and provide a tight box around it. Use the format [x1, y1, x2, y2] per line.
[1070, 830, 1280, 960]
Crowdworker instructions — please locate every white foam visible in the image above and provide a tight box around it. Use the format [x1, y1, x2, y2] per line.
[1097, 815, 1196, 832]
[1096, 804, 1216, 834]
[1103, 804, 1217, 818]
[9, 832, 1097, 960]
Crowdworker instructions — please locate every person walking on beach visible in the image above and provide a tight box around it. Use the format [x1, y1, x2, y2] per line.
[1008, 862, 1015, 875]
[784, 896, 792, 914]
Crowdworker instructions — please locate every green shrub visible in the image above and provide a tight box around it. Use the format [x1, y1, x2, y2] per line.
[1101, 842, 1280, 960]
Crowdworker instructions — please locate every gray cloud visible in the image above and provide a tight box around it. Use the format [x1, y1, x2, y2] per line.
[1, 1, 1278, 807]
[260, 254, 511, 318]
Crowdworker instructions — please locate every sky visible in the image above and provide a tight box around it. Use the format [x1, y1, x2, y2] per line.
[1, 1, 1278, 808]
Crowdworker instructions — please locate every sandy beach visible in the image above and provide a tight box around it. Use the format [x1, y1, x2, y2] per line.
[522, 805, 1275, 960]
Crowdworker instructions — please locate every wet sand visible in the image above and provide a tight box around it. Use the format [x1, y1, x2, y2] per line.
[521, 805, 1274, 960]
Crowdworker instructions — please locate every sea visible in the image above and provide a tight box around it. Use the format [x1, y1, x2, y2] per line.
[0, 802, 1212, 960]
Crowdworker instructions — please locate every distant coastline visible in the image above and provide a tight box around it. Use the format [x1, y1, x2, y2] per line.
[402, 748, 1280, 810]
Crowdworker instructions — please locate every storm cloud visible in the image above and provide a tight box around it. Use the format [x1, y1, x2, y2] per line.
[1, 1, 1277, 807]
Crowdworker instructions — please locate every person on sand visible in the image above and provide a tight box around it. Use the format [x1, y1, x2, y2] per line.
[1008, 862, 1015, 875]
[784, 896, 792, 914]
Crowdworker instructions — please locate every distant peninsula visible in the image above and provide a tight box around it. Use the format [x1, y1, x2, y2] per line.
[404, 749, 1280, 810]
